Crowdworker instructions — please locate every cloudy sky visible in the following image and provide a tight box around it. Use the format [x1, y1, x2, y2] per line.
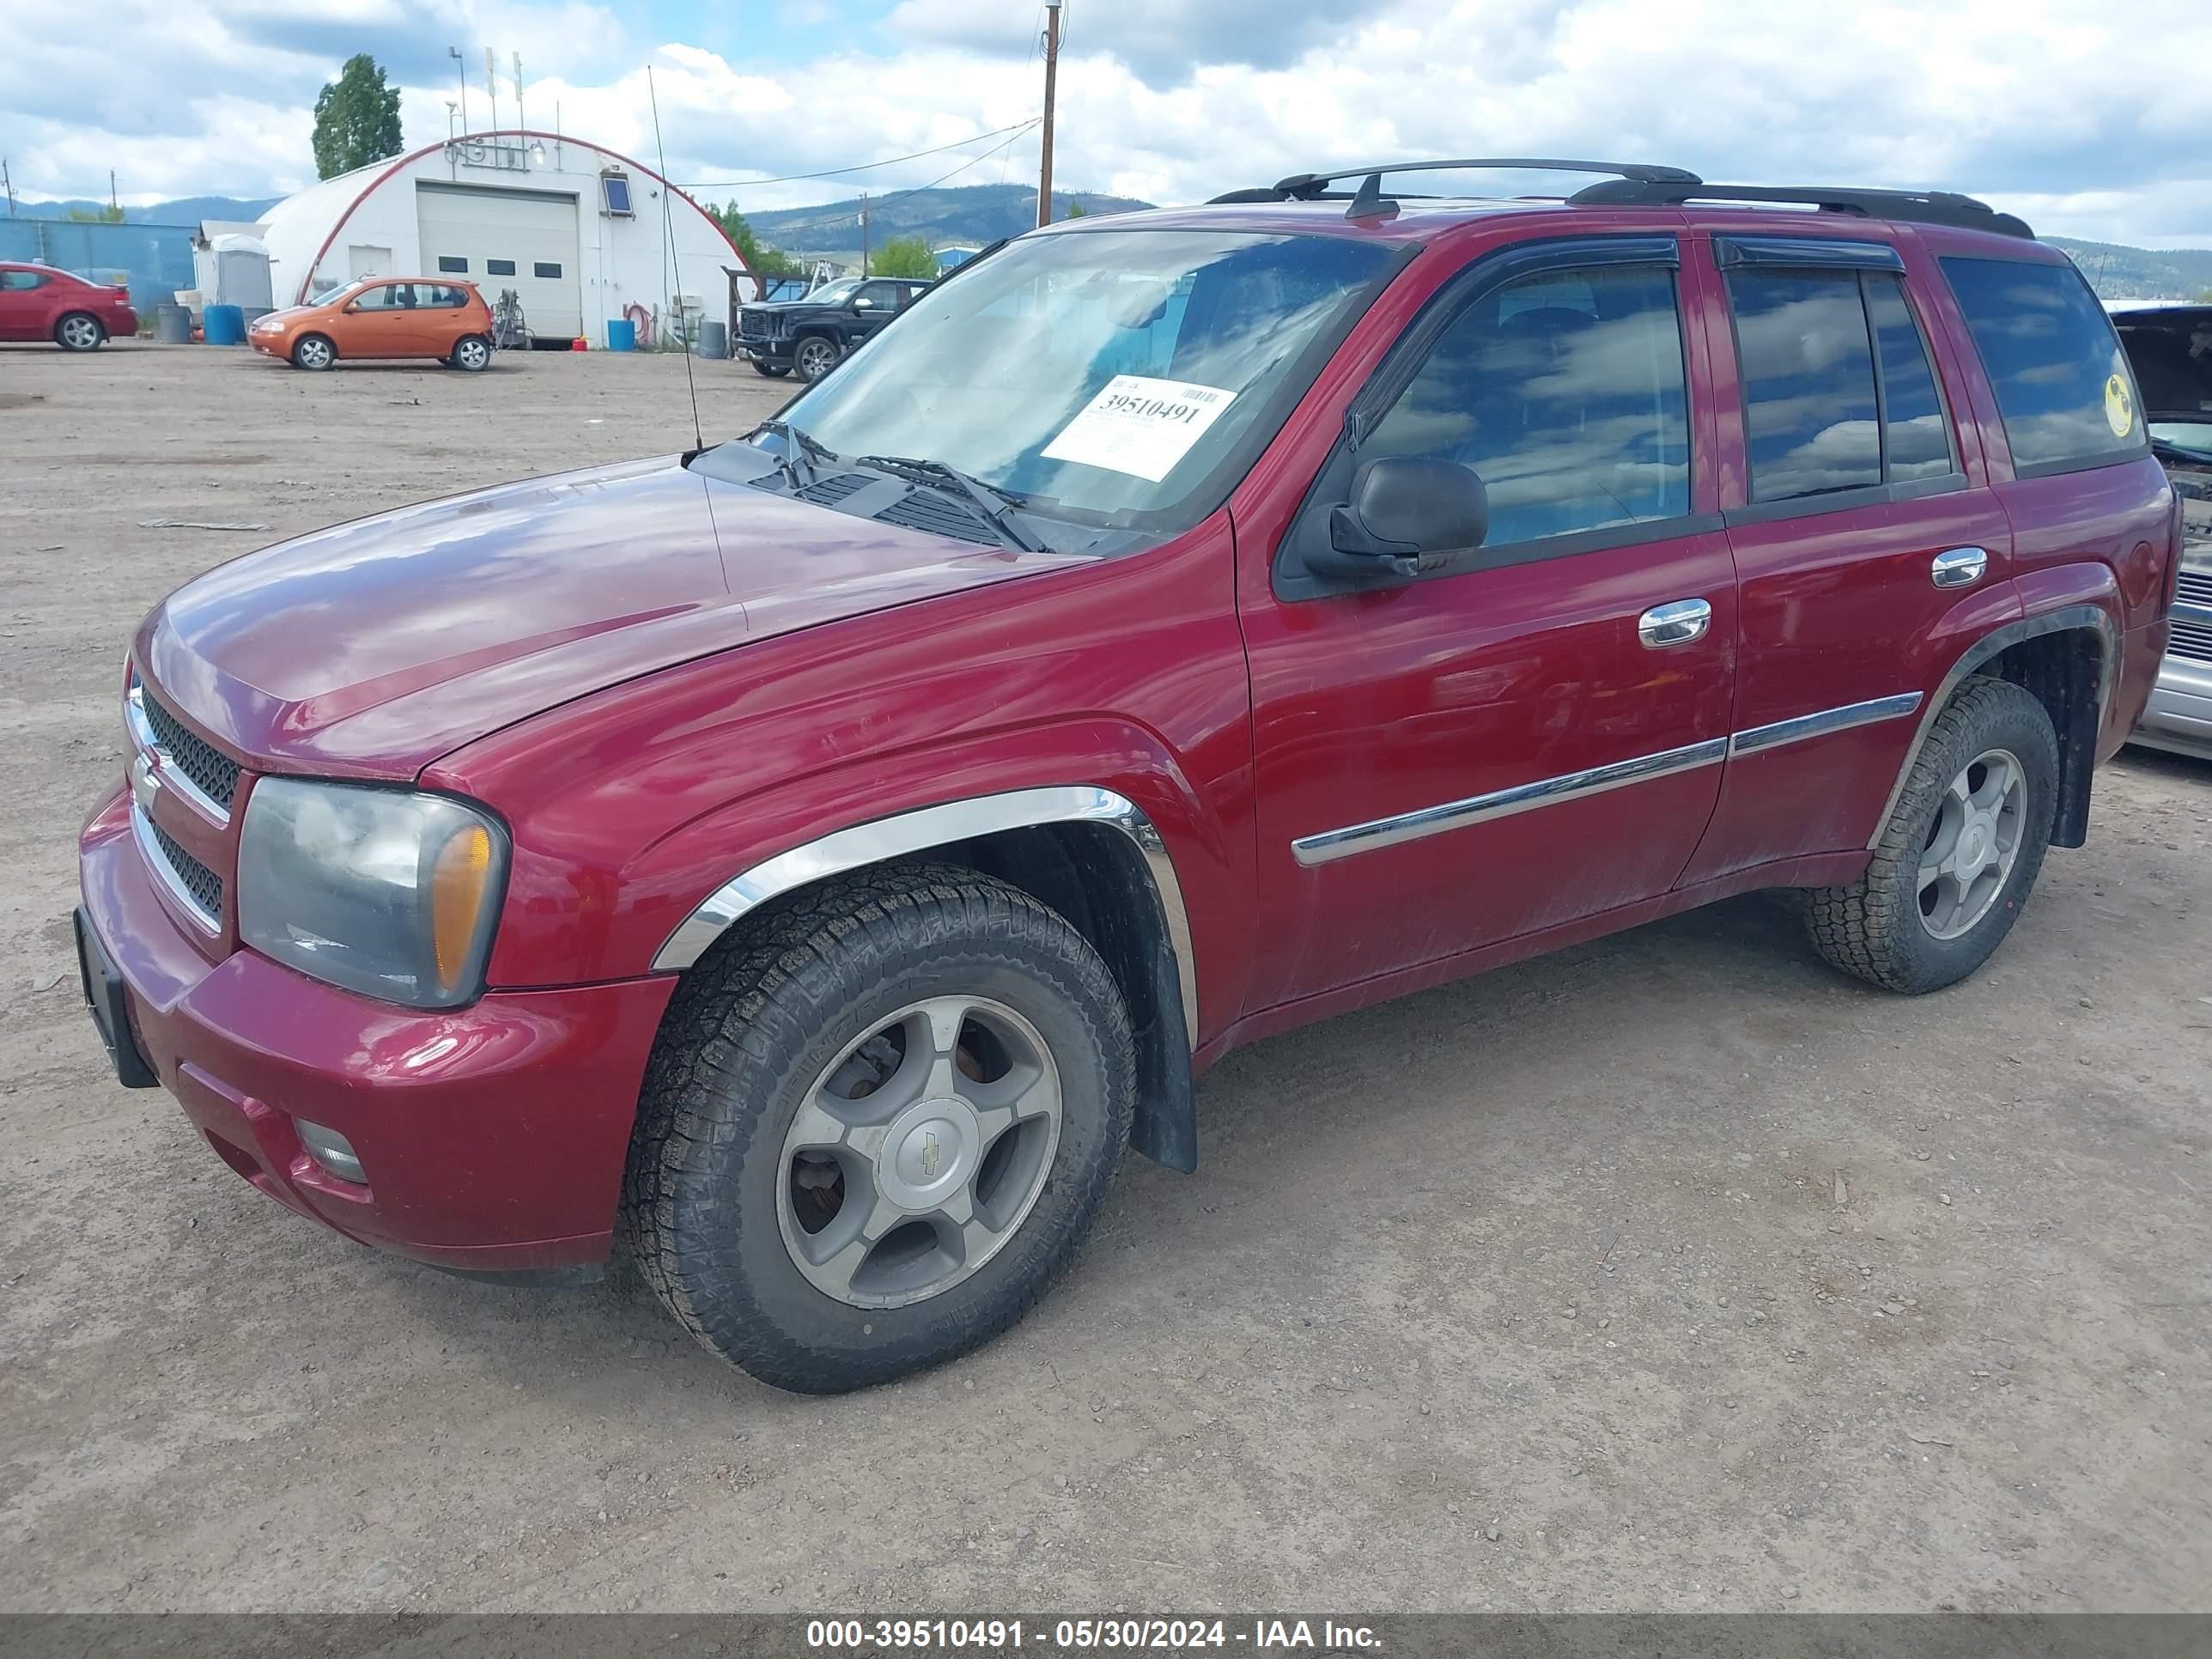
[3, 0, 2207, 246]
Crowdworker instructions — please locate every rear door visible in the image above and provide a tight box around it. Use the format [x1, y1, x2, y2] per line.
[1676, 230, 2017, 881]
[1239, 236, 1739, 1010]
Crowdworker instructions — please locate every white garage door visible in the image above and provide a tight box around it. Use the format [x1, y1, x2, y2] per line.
[416, 183, 581, 341]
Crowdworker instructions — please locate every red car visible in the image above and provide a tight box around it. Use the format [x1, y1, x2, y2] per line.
[76, 162, 2176, 1393]
[0, 261, 137, 350]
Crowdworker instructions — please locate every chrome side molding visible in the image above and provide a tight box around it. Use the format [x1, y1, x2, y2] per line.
[653, 786, 1200, 1047]
[1291, 736, 1729, 866]
[1729, 692, 1922, 757]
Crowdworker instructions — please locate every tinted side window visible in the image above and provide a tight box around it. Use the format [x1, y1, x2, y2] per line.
[1865, 276, 1956, 483]
[1364, 264, 1692, 546]
[2, 270, 50, 291]
[1729, 270, 1881, 501]
[1942, 256, 2146, 473]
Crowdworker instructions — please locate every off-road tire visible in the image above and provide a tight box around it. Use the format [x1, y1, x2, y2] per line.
[624, 863, 1135, 1394]
[1806, 675, 2058, 994]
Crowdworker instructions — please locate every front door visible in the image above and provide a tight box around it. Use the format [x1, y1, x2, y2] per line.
[1240, 238, 1739, 1012]
[852, 280, 901, 343]
[343, 282, 424, 357]
[1674, 230, 2017, 881]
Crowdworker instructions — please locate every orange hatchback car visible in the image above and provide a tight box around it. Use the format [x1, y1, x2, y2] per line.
[249, 277, 495, 371]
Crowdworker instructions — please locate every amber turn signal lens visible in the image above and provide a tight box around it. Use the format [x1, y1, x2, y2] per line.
[430, 824, 494, 992]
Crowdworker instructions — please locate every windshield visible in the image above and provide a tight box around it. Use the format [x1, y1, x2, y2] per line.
[763, 228, 1397, 531]
[2153, 421, 2212, 463]
[799, 277, 863, 306]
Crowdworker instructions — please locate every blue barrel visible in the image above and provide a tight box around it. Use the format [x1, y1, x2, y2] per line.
[203, 304, 246, 346]
[605, 317, 636, 352]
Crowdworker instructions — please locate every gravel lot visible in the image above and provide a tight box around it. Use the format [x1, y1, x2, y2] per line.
[3, 342, 2208, 1614]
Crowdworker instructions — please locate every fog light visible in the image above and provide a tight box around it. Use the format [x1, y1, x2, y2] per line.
[295, 1118, 366, 1184]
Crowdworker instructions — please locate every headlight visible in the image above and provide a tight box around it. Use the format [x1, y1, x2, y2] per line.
[238, 780, 509, 1008]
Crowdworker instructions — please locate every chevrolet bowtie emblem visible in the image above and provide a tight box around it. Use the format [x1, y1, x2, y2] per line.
[920, 1130, 941, 1180]
[129, 751, 161, 815]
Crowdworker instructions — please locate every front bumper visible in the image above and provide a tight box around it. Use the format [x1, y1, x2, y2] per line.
[77, 787, 675, 1273]
[2134, 650, 2212, 762]
[739, 339, 792, 368]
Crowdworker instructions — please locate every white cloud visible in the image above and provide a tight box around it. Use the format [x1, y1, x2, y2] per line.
[5, 0, 2209, 247]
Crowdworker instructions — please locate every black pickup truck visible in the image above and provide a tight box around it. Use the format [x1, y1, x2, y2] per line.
[736, 276, 932, 381]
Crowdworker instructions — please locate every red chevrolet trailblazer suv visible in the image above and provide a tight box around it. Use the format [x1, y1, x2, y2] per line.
[76, 161, 2178, 1393]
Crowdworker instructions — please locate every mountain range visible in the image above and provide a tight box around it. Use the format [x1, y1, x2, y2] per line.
[13, 195, 279, 226]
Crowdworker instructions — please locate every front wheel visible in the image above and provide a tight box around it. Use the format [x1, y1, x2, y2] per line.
[449, 334, 492, 372]
[290, 333, 336, 371]
[56, 313, 106, 351]
[752, 361, 791, 379]
[625, 865, 1135, 1394]
[1806, 675, 2058, 994]
[792, 335, 841, 383]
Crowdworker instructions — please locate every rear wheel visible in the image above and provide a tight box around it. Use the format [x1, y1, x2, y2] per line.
[1806, 676, 2057, 994]
[291, 333, 336, 371]
[56, 313, 106, 351]
[625, 864, 1134, 1394]
[450, 334, 492, 372]
[793, 335, 841, 383]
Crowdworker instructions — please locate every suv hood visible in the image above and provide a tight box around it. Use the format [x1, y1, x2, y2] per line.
[140, 454, 1085, 778]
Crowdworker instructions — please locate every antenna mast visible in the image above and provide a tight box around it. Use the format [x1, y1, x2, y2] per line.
[647, 64, 706, 455]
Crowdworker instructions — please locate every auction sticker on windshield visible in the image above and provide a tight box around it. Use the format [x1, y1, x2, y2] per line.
[1042, 375, 1238, 482]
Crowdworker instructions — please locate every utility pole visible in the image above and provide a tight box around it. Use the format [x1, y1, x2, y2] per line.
[3, 158, 15, 218]
[450, 47, 469, 135]
[108, 169, 119, 218]
[1036, 1, 1061, 228]
[860, 192, 871, 276]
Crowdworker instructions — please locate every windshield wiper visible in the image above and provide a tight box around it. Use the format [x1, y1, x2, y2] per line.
[856, 454, 1045, 553]
[751, 418, 841, 487]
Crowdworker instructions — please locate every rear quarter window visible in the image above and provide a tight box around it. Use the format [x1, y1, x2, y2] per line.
[1941, 256, 2148, 477]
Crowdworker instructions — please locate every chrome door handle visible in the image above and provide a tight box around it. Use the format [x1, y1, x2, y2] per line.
[1638, 598, 1711, 648]
[1931, 546, 1987, 588]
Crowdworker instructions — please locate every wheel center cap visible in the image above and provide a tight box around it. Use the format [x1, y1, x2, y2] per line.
[1959, 824, 1988, 868]
[877, 1096, 980, 1211]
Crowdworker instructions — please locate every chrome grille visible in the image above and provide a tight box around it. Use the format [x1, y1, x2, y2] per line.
[135, 807, 223, 927]
[2178, 568, 2211, 607]
[137, 681, 240, 810]
[2170, 616, 2212, 665]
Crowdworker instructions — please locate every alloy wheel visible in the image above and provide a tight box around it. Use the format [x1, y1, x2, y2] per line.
[59, 315, 102, 350]
[796, 338, 836, 380]
[296, 337, 332, 369]
[1917, 746, 2025, 940]
[455, 337, 490, 370]
[775, 994, 1063, 1309]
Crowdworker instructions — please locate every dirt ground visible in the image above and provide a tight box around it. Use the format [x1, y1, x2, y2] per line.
[2, 342, 2207, 1615]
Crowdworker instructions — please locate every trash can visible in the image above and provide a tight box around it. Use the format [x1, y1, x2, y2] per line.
[203, 304, 246, 346]
[153, 305, 192, 344]
[697, 320, 728, 361]
[605, 317, 636, 352]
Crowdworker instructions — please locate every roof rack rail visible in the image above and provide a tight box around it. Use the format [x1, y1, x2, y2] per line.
[1567, 178, 2033, 239]
[1207, 158, 1703, 220]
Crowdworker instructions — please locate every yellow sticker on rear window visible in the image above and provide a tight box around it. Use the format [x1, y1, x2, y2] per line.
[2105, 372, 2135, 438]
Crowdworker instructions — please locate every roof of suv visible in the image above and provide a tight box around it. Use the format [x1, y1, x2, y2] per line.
[1041, 159, 2041, 254]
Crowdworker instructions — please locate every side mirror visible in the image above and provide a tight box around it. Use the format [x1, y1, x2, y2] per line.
[854, 296, 877, 309]
[1318, 456, 1490, 581]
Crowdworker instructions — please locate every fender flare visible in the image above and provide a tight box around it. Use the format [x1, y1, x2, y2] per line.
[649, 784, 1200, 1051]
[1866, 601, 2117, 849]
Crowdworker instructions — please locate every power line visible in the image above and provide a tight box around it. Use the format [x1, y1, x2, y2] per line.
[683, 120, 1041, 191]
[874, 122, 1042, 210]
